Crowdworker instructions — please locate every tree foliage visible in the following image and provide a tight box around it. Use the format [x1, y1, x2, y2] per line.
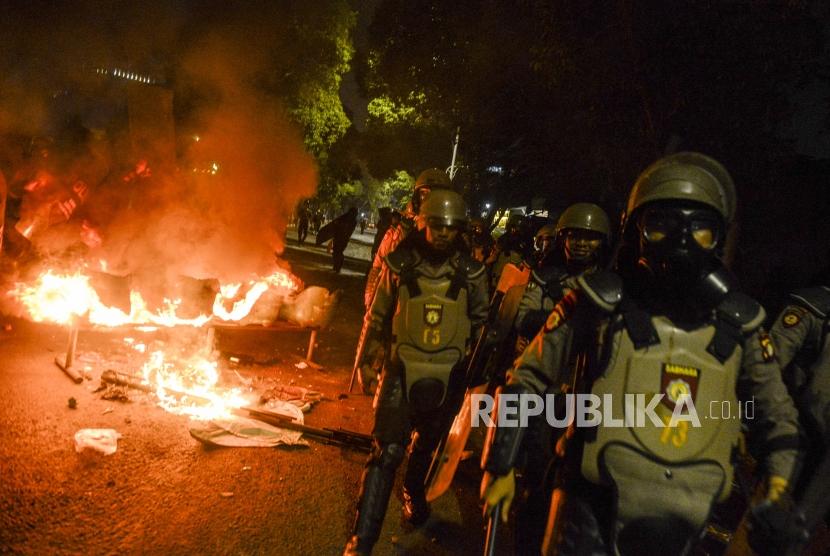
[281, 1, 357, 158]
[356, 0, 830, 291]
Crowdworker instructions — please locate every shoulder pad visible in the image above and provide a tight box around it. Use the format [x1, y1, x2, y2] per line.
[717, 291, 766, 333]
[576, 270, 622, 313]
[384, 247, 417, 275]
[452, 253, 486, 280]
[789, 286, 830, 319]
[531, 265, 565, 286]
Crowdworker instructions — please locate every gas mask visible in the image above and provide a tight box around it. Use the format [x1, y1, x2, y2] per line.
[636, 203, 724, 288]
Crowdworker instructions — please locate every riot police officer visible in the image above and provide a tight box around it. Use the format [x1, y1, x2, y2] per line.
[771, 285, 830, 443]
[765, 284, 830, 549]
[345, 189, 489, 555]
[480, 152, 801, 555]
[363, 168, 452, 309]
[511, 203, 611, 555]
[516, 203, 611, 350]
[465, 216, 496, 265]
[356, 168, 454, 394]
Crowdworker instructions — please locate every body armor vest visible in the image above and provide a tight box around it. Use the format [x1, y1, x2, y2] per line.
[392, 272, 471, 409]
[581, 315, 742, 534]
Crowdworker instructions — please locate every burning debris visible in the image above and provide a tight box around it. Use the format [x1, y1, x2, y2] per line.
[100, 369, 372, 452]
[8, 267, 303, 328]
[2, 259, 344, 447]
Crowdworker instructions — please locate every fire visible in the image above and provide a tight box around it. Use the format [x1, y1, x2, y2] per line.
[8, 267, 303, 420]
[141, 350, 251, 420]
[8, 268, 302, 327]
[10, 270, 99, 325]
[213, 271, 302, 322]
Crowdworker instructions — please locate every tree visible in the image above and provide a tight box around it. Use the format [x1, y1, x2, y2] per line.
[358, 0, 830, 291]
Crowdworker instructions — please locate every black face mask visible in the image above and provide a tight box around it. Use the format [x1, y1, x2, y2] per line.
[636, 205, 724, 289]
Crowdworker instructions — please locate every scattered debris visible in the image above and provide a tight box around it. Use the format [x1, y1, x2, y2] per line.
[102, 407, 113, 415]
[68, 397, 77, 409]
[189, 415, 308, 448]
[220, 492, 234, 498]
[100, 385, 130, 403]
[241, 466, 252, 472]
[294, 361, 308, 370]
[74, 428, 121, 455]
[232, 370, 252, 386]
[260, 384, 322, 412]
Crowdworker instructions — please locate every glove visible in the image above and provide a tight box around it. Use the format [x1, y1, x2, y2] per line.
[480, 469, 515, 523]
[748, 476, 808, 555]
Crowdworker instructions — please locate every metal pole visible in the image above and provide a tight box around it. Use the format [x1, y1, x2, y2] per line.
[448, 126, 460, 180]
[55, 319, 82, 383]
[305, 328, 318, 362]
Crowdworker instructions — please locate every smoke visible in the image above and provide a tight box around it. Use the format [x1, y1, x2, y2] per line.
[1, 2, 319, 295]
[98, 26, 318, 285]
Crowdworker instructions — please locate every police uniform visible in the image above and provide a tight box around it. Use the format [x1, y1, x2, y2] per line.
[499, 272, 800, 554]
[770, 285, 830, 498]
[515, 266, 573, 341]
[481, 153, 801, 556]
[363, 215, 413, 310]
[345, 191, 489, 556]
[516, 203, 611, 345]
[510, 204, 610, 555]
[356, 170, 453, 394]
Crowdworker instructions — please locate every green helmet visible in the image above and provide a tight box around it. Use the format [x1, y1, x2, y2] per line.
[625, 152, 736, 225]
[555, 203, 611, 240]
[420, 189, 467, 227]
[414, 168, 452, 192]
[535, 222, 557, 240]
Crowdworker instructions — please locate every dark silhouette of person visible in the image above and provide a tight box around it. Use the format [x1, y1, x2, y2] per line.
[318, 206, 358, 273]
[297, 204, 310, 245]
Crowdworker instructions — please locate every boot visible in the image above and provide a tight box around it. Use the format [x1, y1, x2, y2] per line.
[402, 488, 431, 526]
[345, 455, 399, 554]
[402, 445, 433, 526]
[343, 535, 371, 556]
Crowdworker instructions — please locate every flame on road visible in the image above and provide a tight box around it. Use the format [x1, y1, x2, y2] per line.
[9, 269, 301, 327]
[140, 350, 250, 420]
[8, 267, 302, 419]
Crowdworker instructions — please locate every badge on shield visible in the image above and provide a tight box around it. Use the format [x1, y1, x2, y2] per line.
[424, 303, 443, 326]
[660, 363, 700, 410]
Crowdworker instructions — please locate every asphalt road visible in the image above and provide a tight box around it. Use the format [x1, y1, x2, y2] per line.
[0, 233, 491, 556]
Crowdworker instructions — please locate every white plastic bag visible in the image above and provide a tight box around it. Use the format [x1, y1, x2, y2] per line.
[280, 286, 339, 328]
[74, 428, 121, 455]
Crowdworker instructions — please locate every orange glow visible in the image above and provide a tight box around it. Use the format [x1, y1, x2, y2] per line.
[9, 270, 97, 325]
[141, 350, 251, 419]
[9, 268, 302, 327]
[9, 267, 302, 418]
[212, 270, 302, 322]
